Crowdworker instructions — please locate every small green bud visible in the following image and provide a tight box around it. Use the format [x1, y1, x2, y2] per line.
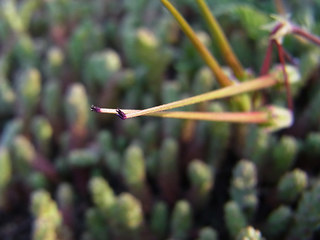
[277, 169, 308, 202]
[271, 64, 301, 92]
[43, 80, 62, 121]
[46, 47, 64, 76]
[12, 35, 37, 67]
[261, 105, 293, 132]
[65, 83, 90, 133]
[68, 149, 98, 168]
[0, 147, 11, 205]
[11, 135, 36, 175]
[162, 81, 182, 138]
[265, 205, 292, 237]
[159, 138, 178, 173]
[171, 200, 193, 240]
[193, 67, 215, 95]
[207, 103, 231, 165]
[28, 172, 49, 190]
[197, 227, 218, 240]
[224, 201, 247, 238]
[89, 176, 115, 219]
[188, 159, 214, 199]
[245, 126, 271, 166]
[84, 49, 121, 90]
[151, 201, 169, 237]
[31, 190, 62, 240]
[0, 79, 16, 115]
[236, 226, 264, 240]
[230, 160, 258, 213]
[272, 135, 298, 174]
[2, 0, 24, 33]
[290, 180, 320, 238]
[85, 208, 109, 240]
[15, 67, 41, 117]
[68, 20, 103, 70]
[111, 193, 144, 233]
[303, 132, 320, 157]
[31, 116, 53, 155]
[0, 118, 23, 147]
[56, 183, 74, 209]
[123, 145, 146, 191]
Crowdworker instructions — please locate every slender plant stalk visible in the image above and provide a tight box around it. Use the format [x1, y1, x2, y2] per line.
[91, 107, 270, 123]
[292, 26, 320, 46]
[260, 40, 274, 75]
[161, 0, 233, 87]
[92, 75, 278, 119]
[195, 0, 246, 79]
[124, 75, 277, 119]
[275, 41, 293, 110]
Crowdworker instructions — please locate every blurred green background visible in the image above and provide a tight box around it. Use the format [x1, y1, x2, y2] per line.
[1, 0, 320, 239]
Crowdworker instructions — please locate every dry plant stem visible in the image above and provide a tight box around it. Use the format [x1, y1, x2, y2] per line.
[92, 75, 277, 119]
[275, 41, 293, 111]
[292, 26, 320, 47]
[161, 0, 233, 87]
[260, 40, 274, 76]
[92, 107, 269, 123]
[195, 0, 246, 79]
[124, 75, 277, 118]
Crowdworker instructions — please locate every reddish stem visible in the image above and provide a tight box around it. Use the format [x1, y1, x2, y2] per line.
[292, 26, 320, 47]
[260, 40, 274, 75]
[275, 41, 293, 111]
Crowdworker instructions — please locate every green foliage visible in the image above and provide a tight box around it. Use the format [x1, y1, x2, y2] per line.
[31, 190, 62, 240]
[277, 169, 308, 203]
[15, 67, 41, 117]
[230, 160, 258, 215]
[1, 1, 320, 240]
[197, 227, 218, 240]
[271, 136, 299, 176]
[224, 201, 247, 238]
[84, 49, 122, 91]
[265, 205, 293, 238]
[111, 193, 144, 234]
[188, 159, 214, 203]
[236, 226, 264, 240]
[151, 201, 169, 238]
[10, 135, 36, 176]
[171, 200, 193, 239]
[89, 176, 115, 219]
[289, 180, 320, 239]
[122, 144, 146, 191]
[0, 148, 11, 206]
[65, 83, 90, 132]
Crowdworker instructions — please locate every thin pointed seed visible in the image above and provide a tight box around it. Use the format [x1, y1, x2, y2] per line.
[124, 75, 277, 119]
[161, 0, 233, 87]
[91, 106, 269, 123]
[195, 0, 246, 79]
[91, 75, 278, 119]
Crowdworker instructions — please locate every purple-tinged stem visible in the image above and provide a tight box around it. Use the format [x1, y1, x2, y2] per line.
[292, 26, 320, 47]
[90, 105, 102, 113]
[275, 41, 293, 111]
[260, 40, 274, 75]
